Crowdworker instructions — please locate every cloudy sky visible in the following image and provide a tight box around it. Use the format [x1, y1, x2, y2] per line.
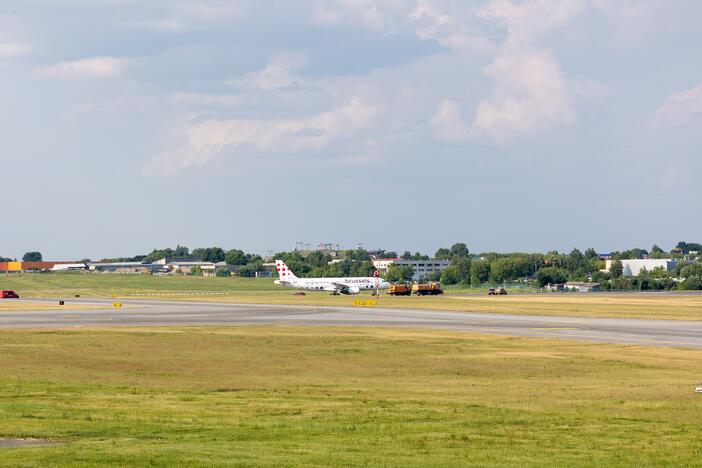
[1, 0, 701, 260]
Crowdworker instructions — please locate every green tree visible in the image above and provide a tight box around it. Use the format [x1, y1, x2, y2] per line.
[650, 244, 666, 259]
[490, 257, 532, 282]
[224, 249, 248, 266]
[434, 248, 451, 260]
[536, 267, 568, 287]
[386, 264, 414, 282]
[342, 249, 371, 262]
[173, 245, 189, 257]
[675, 241, 702, 254]
[411, 252, 429, 260]
[565, 248, 585, 274]
[272, 252, 311, 277]
[350, 260, 374, 277]
[584, 248, 598, 261]
[143, 247, 190, 262]
[449, 243, 470, 259]
[400, 251, 412, 260]
[617, 248, 648, 260]
[609, 260, 623, 278]
[193, 247, 225, 263]
[470, 260, 490, 285]
[453, 257, 472, 284]
[236, 263, 262, 277]
[440, 265, 461, 285]
[679, 276, 702, 290]
[22, 251, 42, 262]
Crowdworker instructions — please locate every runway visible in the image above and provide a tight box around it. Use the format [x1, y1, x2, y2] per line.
[2, 299, 702, 349]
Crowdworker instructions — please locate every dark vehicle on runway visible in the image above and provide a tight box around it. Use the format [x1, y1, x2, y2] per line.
[2, 290, 19, 299]
[488, 287, 507, 296]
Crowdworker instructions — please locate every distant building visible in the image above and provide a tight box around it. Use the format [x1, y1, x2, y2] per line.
[545, 282, 600, 292]
[153, 257, 199, 265]
[89, 262, 168, 274]
[565, 282, 600, 293]
[0, 261, 80, 272]
[606, 259, 678, 277]
[51, 263, 87, 271]
[372, 258, 451, 281]
[371, 258, 401, 272]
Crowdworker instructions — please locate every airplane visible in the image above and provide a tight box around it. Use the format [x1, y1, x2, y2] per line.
[273, 259, 390, 295]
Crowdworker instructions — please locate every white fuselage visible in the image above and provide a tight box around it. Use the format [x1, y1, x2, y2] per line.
[274, 276, 390, 294]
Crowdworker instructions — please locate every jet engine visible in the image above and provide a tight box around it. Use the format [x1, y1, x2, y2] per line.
[345, 286, 361, 295]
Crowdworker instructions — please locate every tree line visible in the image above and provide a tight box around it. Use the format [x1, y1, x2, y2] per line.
[3, 240, 702, 289]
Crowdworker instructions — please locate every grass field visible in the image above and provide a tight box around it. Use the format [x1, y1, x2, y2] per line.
[0, 326, 700, 466]
[3, 273, 702, 320]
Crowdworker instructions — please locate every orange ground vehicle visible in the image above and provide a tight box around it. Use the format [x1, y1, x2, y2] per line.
[387, 284, 411, 296]
[411, 283, 444, 296]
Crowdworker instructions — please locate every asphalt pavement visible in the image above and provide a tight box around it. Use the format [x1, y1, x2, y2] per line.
[2, 298, 702, 349]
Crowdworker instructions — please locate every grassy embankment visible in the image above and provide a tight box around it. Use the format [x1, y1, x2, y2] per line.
[2, 273, 702, 320]
[0, 327, 701, 466]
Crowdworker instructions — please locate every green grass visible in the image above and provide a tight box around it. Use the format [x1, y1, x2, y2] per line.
[0, 327, 700, 466]
[0, 272, 280, 298]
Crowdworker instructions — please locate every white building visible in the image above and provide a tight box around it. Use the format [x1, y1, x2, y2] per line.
[565, 282, 600, 292]
[372, 258, 451, 281]
[606, 259, 678, 277]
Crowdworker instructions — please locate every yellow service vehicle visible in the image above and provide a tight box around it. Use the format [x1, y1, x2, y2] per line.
[411, 283, 444, 296]
[387, 284, 411, 296]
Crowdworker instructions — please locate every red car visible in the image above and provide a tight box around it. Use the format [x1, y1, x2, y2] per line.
[2, 290, 19, 299]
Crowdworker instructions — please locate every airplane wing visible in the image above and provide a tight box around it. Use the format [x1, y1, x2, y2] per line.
[330, 282, 350, 293]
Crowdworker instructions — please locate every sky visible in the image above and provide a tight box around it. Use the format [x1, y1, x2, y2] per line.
[1, 0, 701, 260]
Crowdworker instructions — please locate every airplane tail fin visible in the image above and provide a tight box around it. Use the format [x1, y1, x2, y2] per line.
[275, 260, 298, 280]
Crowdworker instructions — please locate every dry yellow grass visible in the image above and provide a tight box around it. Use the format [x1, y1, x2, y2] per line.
[0, 301, 112, 312]
[5, 273, 702, 320]
[143, 291, 702, 321]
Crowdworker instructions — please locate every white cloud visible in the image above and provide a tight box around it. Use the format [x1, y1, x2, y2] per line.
[654, 83, 702, 127]
[229, 54, 307, 91]
[473, 48, 574, 140]
[310, 0, 412, 31]
[477, 0, 587, 43]
[39, 57, 127, 79]
[311, 4, 343, 26]
[591, 0, 663, 43]
[144, 96, 380, 175]
[431, 99, 472, 142]
[172, 92, 245, 107]
[131, 18, 187, 33]
[469, 0, 584, 140]
[0, 42, 31, 59]
[409, 0, 495, 54]
[132, 1, 247, 32]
